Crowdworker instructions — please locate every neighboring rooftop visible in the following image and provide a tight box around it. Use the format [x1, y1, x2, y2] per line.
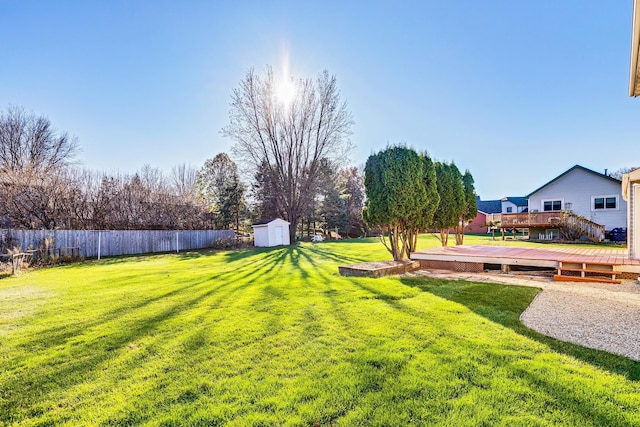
[476, 198, 502, 214]
[501, 196, 528, 206]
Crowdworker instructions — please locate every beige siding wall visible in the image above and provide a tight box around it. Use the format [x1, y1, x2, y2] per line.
[632, 184, 640, 259]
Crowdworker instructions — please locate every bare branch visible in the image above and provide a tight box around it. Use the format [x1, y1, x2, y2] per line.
[222, 67, 353, 243]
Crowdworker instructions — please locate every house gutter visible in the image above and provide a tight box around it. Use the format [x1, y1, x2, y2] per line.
[630, 0, 640, 96]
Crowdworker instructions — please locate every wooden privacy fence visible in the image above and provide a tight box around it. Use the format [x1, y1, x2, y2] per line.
[0, 229, 235, 259]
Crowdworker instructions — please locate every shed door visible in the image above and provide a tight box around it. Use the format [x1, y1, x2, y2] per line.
[275, 226, 284, 246]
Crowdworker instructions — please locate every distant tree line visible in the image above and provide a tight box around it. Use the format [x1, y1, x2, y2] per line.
[0, 106, 365, 234]
[0, 106, 213, 230]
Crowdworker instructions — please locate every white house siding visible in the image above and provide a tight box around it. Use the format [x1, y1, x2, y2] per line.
[527, 168, 626, 230]
[501, 201, 517, 213]
[501, 201, 526, 213]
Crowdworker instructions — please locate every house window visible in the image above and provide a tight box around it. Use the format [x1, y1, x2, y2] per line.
[543, 200, 562, 212]
[506, 207, 513, 213]
[593, 195, 618, 210]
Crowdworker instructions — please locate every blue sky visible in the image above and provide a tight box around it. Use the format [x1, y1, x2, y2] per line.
[1, 1, 638, 199]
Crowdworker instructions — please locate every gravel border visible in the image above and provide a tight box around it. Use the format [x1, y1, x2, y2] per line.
[407, 270, 640, 361]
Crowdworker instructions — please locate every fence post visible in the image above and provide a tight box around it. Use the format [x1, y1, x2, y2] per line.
[176, 232, 179, 253]
[97, 231, 101, 260]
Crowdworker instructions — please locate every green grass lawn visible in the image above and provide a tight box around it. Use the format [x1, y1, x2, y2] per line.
[1, 236, 638, 426]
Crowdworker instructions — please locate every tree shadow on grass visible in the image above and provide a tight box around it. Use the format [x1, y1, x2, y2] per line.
[221, 246, 277, 262]
[342, 276, 640, 425]
[0, 271, 257, 425]
[304, 244, 371, 265]
[79, 252, 172, 266]
[213, 247, 293, 284]
[15, 275, 220, 352]
[216, 245, 320, 283]
[325, 237, 378, 244]
[397, 276, 640, 381]
[345, 278, 637, 426]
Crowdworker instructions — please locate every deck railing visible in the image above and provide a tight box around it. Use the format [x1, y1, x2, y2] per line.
[500, 211, 605, 241]
[484, 213, 502, 225]
[500, 212, 562, 228]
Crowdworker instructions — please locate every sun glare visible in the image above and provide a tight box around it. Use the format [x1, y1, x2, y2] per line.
[275, 78, 296, 107]
[274, 46, 296, 108]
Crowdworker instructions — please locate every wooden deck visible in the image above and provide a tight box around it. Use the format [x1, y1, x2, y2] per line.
[411, 245, 640, 276]
[499, 212, 605, 242]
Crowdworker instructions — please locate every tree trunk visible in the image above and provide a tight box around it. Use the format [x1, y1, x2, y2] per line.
[288, 217, 298, 245]
[390, 225, 403, 261]
[439, 229, 448, 247]
[404, 228, 419, 259]
[454, 224, 463, 245]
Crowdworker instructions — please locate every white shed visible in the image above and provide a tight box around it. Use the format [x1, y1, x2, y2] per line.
[252, 218, 291, 247]
[623, 169, 640, 260]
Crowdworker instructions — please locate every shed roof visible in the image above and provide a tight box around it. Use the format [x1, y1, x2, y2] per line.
[526, 165, 621, 198]
[252, 218, 290, 226]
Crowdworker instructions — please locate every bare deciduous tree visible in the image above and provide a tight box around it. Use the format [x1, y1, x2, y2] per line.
[0, 106, 79, 173]
[0, 107, 237, 231]
[223, 67, 353, 243]
[610, 167, 640, 180]
[171, 163, 198, 197]
[0, 106, 80, 229]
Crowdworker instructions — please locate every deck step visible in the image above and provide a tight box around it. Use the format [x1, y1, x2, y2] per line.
[556, 267, 618, 275]
[554, 260, 620, 284]
[553, 275, 621, 284]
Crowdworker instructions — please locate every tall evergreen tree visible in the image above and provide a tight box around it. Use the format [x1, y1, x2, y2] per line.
[406, 153, 439, 253]
[322, 185, 348, 236]
[196, 153, 245, 229]
[219, 175, 246, 230]
[433, 162, 465, 246]
[251, 162, 283, 222]
[337, 166, 366, 237]
[364, 146, 439, 260]
[454, 170, 478, 245]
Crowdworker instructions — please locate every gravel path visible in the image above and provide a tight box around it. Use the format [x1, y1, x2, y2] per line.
[408, 270, 640, 361]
